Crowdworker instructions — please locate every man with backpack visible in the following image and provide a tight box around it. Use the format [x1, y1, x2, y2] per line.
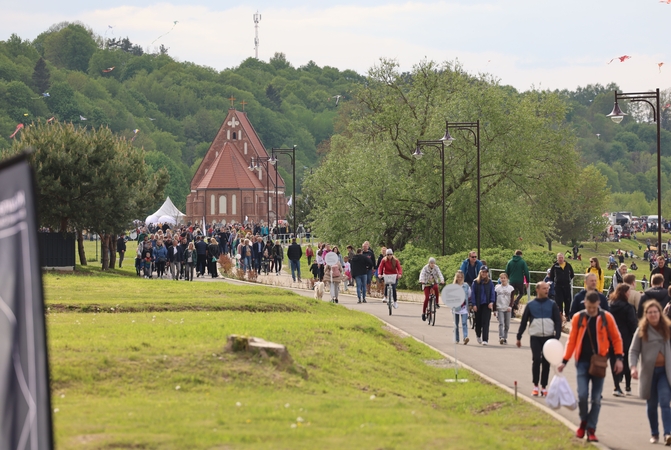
[558, 292, 624, 443]
[505, 250, 530, 316]
[469, 266, 496, 345]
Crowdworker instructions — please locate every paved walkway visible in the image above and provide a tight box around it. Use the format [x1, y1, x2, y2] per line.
[205, 269, 648, 450]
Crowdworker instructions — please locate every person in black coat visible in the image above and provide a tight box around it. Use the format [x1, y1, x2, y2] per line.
[608, 284, 638, 396]
[350, 248, 374, 303]
[207, 237, 220, 278]
[116, 233, 127, 268]
[637, 274, 670, 318]
[194, 236, 208, 277]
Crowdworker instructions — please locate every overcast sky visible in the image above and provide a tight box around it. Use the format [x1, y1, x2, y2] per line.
[2, 0, 671, 93]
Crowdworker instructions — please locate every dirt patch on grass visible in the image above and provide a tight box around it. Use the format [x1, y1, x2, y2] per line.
[423, 359, 457, 369]
[475, 402, 505, 414]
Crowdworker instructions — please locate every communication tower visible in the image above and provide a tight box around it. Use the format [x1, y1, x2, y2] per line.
[253, 11, 261, 59]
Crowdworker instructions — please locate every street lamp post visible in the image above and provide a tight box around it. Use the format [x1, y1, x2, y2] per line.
[271, 145, 297, 237]
[607, 89, 662, 250]
[248, 156, 274, 234]
[413, 140, 447, 256]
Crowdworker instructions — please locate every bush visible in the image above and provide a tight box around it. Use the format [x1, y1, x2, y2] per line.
[394, 245, 556, 290]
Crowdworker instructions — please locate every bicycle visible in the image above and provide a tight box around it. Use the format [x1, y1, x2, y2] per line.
[468, 305, 476, 329]
[383, 274, 398, 316]
[424, 284, 438, 326]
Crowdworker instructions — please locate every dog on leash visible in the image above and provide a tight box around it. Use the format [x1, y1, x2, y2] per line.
[313, 281, 325, 300]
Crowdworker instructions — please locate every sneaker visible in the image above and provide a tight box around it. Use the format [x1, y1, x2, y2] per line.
[393, 302, 398, 309]
[422, 313, 426, 321]
[541, 388, 548, 397]
[436, 304, 440, 309]
[463, 337, 469, 345]
[651, 435, 659, 444]
[335, 299, 338, 304]
[363, 299, 367, 303]
[482, 341, 488, 346]
[586, 428, 598, 442]
[531, 386, 539, 397]
[504, 339, 508, 344]
[357, 300, 362, 304]
[576, 421, 587, 439]
[477, 337, 482, 344]
[499, 338, 505, 345]
[665, 434, 671, 446]
[626, 387, 632, 396]
[613, 388, 625, 397]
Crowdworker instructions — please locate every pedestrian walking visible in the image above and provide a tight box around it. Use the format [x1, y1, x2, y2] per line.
[362, 241, 376, 295]
[585, 257, 605, 294]
[608, 284, 638, 397]
[469, 266, 496, 345]
[453, 270, 470, 345]
[351, 248, 373, 303]
[195, 236, 208, 277]
[550, 252, 575, 318]
[459, 251, 483, 286]
[638, 274, 671, 318]
[630, 299, 671, 445]
[324, 258, 344, 303]
[184, 242, 197, 281]
[505, 250, 530, 316]
[272, 240, 283, 275]
[516, 281, 562, 397]
[207, 237, 220, 278]
[570, 273, 610, 318]
[287, 238, 303, 282]
[558, 292, 624, 443]
[495, 273, 515, 345]
[651, 255, 671, 289]
[117, 233, 126, 268]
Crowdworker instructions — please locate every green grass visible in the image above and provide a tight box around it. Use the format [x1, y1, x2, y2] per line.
[46, 271, 583, 449]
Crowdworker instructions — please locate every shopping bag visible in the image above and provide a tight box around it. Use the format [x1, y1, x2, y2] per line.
[545, 374, 577, 411]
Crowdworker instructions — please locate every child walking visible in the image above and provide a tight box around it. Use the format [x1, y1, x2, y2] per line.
[495, 273, 515, 344]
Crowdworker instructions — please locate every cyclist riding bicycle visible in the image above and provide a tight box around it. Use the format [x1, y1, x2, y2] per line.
[419, 257, 444, 321]
[378, 248, 403, 309]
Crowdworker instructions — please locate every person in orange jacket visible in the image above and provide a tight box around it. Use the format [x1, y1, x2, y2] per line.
[558, 292, 624, 443]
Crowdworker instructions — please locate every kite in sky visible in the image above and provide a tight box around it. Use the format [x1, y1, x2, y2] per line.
[80, 115, 87, 121]
[659, 63, 664, 73]
[46, 116, 55, 123]
[102, 67, 115, 73]
[151, 21, 178, 45]
[607, 55, 631, 64]
[9, 123, 24, 139]
[32, 92, 50, 100]
[149, 118, 156, 121]
[332, 95, 342, 106]
[661, 0, 671, 4]
[131, 129, 139, 142]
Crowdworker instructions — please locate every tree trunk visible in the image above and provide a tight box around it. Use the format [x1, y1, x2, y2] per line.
[546, 238, 552, 251]
[101, 233, 110, 270]
[77, 229, 87, 266]
[109, 234, 117, 269]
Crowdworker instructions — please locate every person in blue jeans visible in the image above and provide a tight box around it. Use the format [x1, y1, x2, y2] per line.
[452, 270, 470, 344]
[350, 248, 373, 303]
[287, 238, 303, 282]
[558, 292, 624, 443]
[630, 300, 671, 445]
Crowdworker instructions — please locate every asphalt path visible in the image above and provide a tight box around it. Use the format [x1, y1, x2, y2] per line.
[209, 275, 648, 449]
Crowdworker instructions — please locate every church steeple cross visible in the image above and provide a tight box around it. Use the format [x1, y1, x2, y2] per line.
[228, 96, 236, 107]
[240, 100, 248, 111]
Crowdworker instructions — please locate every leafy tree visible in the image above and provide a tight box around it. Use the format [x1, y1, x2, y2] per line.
[31, 57, 50, 94]
[43, 24, 98, 72]
[305, 59, 578, 253]
[3, 120, 168, 268]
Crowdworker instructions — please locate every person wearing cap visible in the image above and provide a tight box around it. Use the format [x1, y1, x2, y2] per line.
[419, 257, 445, 321]
[378, 248, 403, 309]
[469, 265, 496, 345]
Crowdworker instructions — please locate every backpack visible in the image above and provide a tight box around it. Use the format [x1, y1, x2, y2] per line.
[332, 264, 341, 278]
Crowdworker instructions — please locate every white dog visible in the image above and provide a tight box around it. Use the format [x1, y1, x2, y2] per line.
[313, 281, 325, 300]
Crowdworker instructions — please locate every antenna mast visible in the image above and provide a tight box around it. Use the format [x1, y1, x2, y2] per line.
[253, 11, 261, 59]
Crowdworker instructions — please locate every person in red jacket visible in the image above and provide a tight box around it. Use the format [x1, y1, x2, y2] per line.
[558, 292, 624, 443]
[378, 248, 403, 309]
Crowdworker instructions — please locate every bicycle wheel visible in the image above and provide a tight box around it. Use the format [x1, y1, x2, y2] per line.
[426, 295, 433, 326]
[387, 286, 392, 316]
[430, 296, 436, 326]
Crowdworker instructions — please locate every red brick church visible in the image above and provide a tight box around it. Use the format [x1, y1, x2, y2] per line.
[185, 105, 287, 226]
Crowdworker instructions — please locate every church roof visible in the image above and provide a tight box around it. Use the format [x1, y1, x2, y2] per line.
[190, 108, 285, 191]
[195, 141, 270, 190]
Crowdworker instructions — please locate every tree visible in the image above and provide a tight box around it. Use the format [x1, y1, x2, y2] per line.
[4, 120, 168, 268]
[31, 57, 50, 94]
[43, 24, 98, 72]
[304, 59, 579, 253]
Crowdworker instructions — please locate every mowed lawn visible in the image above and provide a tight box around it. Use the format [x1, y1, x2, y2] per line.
[45, 271, 583, 449]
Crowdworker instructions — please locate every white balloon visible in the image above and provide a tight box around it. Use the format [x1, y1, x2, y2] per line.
[542, 339, 565, 366]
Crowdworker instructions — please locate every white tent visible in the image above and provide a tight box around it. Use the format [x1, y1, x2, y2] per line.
[145, 197, 186, 225]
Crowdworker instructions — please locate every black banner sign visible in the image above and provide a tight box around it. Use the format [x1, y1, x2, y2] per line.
[0, 153, 53, 450]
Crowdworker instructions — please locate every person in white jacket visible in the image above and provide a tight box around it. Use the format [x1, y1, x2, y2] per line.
[419, 257, 445, 321]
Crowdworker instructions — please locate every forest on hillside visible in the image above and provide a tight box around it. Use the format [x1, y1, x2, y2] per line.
[2, 22, 671, 239]
[0, 22, 364, 211]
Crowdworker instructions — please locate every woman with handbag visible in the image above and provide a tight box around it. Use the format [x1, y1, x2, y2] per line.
[630, 300, 671, 445]
[558, 291, 624, 443]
